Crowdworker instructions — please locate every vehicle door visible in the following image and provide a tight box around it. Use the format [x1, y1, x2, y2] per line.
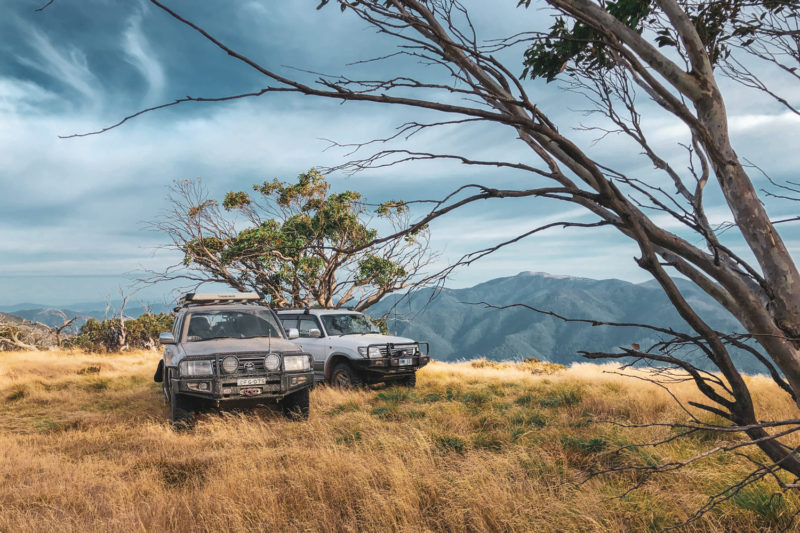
[294, 315, 329, 377]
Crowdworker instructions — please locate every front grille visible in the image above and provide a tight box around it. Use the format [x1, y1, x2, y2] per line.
[371, 344, 417, 358]
[212, 355, 268, 375]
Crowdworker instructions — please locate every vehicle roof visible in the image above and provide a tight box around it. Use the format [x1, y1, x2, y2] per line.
[177, 303, 275, 314]
[276, 308, 364, 316]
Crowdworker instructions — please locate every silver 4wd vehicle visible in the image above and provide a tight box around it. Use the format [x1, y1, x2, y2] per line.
[276, 309, 430, 388]
[154, 293, 314, 425]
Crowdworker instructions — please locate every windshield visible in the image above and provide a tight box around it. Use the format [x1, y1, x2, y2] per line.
[185, 309, 282, 341]
[321, 313, 380, 336]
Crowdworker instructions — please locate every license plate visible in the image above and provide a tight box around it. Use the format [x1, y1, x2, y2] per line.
[239, 388, 262, 396]
[237, 377, 266, 386]
[397, 358, 412, 366]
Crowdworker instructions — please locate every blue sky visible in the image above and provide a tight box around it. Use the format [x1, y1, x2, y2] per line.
[1, 0, 798, 307]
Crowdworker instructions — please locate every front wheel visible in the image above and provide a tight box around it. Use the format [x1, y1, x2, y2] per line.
[330, 362, 363, 389]
[397, 373, 417, 388]
[170, 393, 197, 429]
[280, 387, 310, 420]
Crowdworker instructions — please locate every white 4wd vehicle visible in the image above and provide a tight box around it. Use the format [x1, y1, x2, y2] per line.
[276, 309, 430, 388]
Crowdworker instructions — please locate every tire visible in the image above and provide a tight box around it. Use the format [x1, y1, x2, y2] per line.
[154, 360, 164, 383]
[170, 393, 196, 429]
[280, 387, 310, 420]
[397, 372, 417, 388]
[330, 362, 363, 389]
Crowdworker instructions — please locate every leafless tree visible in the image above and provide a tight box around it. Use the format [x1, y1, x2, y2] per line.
[41, 309, 78, 348]
[0, 316, 53, 351]
[61, 0, 800, 519]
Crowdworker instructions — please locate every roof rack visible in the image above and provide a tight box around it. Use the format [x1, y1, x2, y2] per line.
[176, 292, 262, 310]
[276, 306, 358, 313]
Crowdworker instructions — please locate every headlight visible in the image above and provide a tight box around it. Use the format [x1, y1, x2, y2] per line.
[357, 346, 383, 358]
[284, 355, 311, 372]
[221, 356, 238, 374]
[179, 359, 213, 376]
[264, 353, 281, 371]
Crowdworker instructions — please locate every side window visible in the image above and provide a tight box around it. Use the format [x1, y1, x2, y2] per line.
[298, 316, 322, 338]
[173, 314, 184, 340]
[280, 317, 297, 333]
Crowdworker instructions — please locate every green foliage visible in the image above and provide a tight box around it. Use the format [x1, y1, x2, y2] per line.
[519, 0, 798, 80]
[461, 390, 492, 407]
[561, 435, 608, 454]
[520, 0, 651, 81]
[178, 169, 423, 310]
[222, 191, 250, 209]
[369, 316, 390, 335]
[376, 200, 408, 215]
[69, 313, 174, 353]
[356, 255, 407, 288]
[423, 392, 442, 403]
[512, 410, 547, 428]
[376, 387, 417, 404]
[434, 435, 467, 454]
[539, 385, 583, 408]
[6, 385, 26, 402]
[730, 483, 788, 523]
[329, 400, 361, 415]
[371, 405, 401, 420]
[187, 199, 217, 217]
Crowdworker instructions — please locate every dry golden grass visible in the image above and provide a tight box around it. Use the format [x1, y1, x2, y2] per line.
[1, 349, 798, 532]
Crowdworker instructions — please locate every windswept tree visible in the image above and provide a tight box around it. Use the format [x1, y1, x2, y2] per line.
[152, 170, 433, 311]
[58, 0, 800, 518]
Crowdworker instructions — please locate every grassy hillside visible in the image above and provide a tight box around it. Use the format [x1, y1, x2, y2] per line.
[1, 350, 798, 532]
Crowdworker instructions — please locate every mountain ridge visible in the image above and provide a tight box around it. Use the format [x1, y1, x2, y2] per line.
[369, 271, 757, 373]
[2, 272, 761, 374]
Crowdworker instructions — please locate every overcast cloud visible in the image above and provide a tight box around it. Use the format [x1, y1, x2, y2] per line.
[0, 0, 798, 306]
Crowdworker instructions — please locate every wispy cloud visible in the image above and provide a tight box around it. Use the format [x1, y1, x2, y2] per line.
[0, 78, 57, 114]
[122, 10, 166, 103]
[16, 24, 100, 106]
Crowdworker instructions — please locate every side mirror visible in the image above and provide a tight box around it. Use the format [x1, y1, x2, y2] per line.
[159, 332, 175, 345]
[287, 328, 300, 340]
[308, 328, 322, 338]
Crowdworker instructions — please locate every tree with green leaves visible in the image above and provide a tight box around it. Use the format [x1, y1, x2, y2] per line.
[71, 312, 174, 352]
[153, 170, 432, 311]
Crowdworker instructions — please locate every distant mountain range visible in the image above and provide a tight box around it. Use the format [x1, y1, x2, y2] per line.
[0, 302, 172, 332]
[2, 272, 765, 374]
[369, 271, 764, 374]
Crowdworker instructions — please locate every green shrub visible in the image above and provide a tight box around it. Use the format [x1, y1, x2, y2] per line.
[329, 401, 361, 415]
[540, 385, 583, 408]
[512, 411, 547, 428]
[731, 483, 788, 523]
[68, 313, 173, 352]
[461, 390, 492, 407]
[422, 392, 442, 403]
[435, 435, 466, 454]
[515, 394, 534, 406]
[376, 388, 416, 404]
[562, 435, 607, 454]
[6, 385, 26, 401]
